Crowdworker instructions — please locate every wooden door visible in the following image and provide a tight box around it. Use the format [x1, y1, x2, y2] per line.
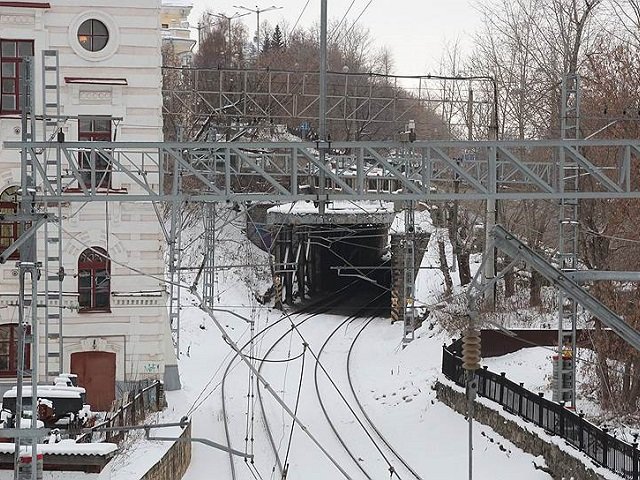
[71, 351, 116, 411]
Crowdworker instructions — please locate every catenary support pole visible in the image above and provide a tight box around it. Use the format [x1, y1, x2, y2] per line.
[318, 0, 328, 215]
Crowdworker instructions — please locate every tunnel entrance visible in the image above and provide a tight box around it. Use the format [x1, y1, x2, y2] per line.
[267, 202, 407, 316]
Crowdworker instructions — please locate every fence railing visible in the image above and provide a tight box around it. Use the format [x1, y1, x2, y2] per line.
[442, 341, 640, 480]
[76, 380, 164, 444]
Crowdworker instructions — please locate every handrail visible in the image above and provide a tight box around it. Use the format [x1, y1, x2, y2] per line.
[75, 380, 163, 444]
[442, 341, 640, 480]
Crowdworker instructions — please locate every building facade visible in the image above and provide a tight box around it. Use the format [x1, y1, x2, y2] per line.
[0, 0, 180, 411]
[161, 0, 195, 65]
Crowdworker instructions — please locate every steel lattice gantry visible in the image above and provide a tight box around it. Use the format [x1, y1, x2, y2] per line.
[5, 139, 640, 203]
[5, 137, 640, 400]
[161, 67, 491, 139]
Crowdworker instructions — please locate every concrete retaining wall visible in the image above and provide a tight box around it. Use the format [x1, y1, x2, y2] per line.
[435, 381, 605, 480]
[140, 422, 192, 480]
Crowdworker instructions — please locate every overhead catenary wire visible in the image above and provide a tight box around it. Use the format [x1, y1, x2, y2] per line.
[196, 290, 358, 480]
[333, 0, 374, 45]
[218, 286, 360, 480]
[478, 315, 640, 405]
[281, 292, 405, 479]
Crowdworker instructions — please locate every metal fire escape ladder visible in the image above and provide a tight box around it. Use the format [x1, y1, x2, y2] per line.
[555, 74, 581, 405]
[41, 50, 64, 380]
[490, 225, 640, 353]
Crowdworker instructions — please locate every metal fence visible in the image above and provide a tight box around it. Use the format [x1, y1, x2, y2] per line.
[442, 341, 640, 479]
[76, 380, 164, 444]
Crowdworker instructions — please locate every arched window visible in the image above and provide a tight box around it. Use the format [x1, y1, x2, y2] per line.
[0, 187, 20, 260]
[0, 324, 29, 377]
[78, 247, 110, 312]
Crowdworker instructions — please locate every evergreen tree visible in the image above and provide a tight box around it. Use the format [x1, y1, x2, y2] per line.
[271, 25, 284, 50]
[261, 31, 271, 53]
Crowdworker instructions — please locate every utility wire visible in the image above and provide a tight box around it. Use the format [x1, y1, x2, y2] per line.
[334, 0, 374, 44]
[197, 291, 358, 480]
[329, 0, 357, 40]
[281, 292, 403, 477]
[290, 0, 311, 34]
[479, 315, 640, 402]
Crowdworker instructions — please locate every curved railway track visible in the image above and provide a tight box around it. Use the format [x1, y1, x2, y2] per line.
[220, 286, 422, 480]
[220, 288, 357, 480]
[312, 294, 419, 480]
[346, 318, 425, 480]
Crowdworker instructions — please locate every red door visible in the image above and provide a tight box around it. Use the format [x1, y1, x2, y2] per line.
[71, 351, 116, 411]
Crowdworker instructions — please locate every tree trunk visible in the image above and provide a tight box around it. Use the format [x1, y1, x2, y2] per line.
[438, 239, 453, 296]
[529, 269, 543, 307]
[458, 252, 472, 286]
[504, 269, 515, 298]
[594, 320, 613, 409]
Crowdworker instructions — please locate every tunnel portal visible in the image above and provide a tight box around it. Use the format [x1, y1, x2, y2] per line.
[267, 202, 431, 319]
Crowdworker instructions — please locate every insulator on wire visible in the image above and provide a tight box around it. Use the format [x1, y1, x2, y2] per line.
[462, 328, 481, 371]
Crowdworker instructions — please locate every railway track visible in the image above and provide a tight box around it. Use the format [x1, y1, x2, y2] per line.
[220, 288, 357, 480]
[312, 293, 424, 480]
[219, 285, 421, 480]
[346, 317, 425, 480]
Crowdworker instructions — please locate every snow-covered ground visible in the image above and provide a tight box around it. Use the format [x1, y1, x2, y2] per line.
[99, 205, 562, 479]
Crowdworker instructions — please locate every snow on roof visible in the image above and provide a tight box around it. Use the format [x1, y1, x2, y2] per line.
[0, 441, 118, 456]
[4, 386, 83, 399]
[268, 200, 394, 215]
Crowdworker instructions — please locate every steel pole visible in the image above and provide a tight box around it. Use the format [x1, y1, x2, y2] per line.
[29, 263, 39, 480]
[318, 0, 328, 215]
[256, 11, 260, 52]
[13, 267, 26, 480]
[483, 80, 499, 305]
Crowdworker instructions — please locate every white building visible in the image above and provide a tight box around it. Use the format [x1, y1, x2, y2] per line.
[161, 0, 196, 65]
[0, 0, 180, 411]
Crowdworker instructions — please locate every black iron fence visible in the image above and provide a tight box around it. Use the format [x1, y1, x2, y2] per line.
[76, 380, 164, 444]
[442, 341, 640, 479]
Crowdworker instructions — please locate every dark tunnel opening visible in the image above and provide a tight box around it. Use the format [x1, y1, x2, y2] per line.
[303, 224, 391, 314]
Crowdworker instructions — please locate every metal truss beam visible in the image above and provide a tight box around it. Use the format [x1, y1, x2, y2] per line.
[0, 216, 48, 264]
[491, 225, 640, 352]
[161, 67, 492, 139]
[4, 139, 640, 203]
[569, 271, 640, 282]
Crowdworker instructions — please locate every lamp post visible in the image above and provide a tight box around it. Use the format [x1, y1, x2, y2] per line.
[211, 12, 250, 64]
[233, 4, 283, 53]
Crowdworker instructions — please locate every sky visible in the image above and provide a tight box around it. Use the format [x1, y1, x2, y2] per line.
[188, 0, 482, 76]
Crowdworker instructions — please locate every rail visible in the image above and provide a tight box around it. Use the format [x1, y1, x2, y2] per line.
[442, 341, 639, 479]
[76, 380, 164, 444]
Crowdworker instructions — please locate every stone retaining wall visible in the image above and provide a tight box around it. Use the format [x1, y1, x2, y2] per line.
[140, 422, 192, 480]
[435, 381, 605, 480]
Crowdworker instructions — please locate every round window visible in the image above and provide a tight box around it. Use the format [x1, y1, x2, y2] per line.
[77, 19, 109, 52]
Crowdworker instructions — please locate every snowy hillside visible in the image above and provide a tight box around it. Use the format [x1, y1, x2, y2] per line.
[112, 205, 552, 480]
